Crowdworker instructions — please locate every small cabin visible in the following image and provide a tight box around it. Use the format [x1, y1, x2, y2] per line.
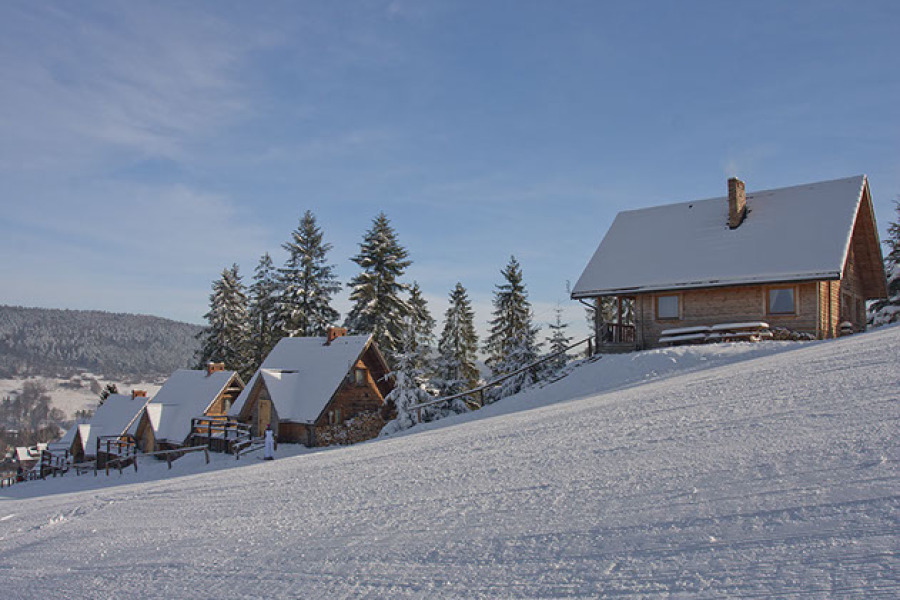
[133, 365, 244, 453]
[572, 175, 888, 351]
[80, 391, 151, 460]
[228, 329, 392, 447]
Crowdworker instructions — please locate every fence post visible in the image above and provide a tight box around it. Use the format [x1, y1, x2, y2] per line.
[204, 448, 210, 464]
[166, 453, 172, 469]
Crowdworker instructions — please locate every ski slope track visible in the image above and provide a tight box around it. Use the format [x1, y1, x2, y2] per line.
[2, 327, 899, 598]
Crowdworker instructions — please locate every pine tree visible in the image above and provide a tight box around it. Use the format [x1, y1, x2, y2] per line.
[483, 256, 541, 398]
[433, 282, 480, 396]
[546, 304, 573, 374]
[276, 211, 341, 338]
[869, 200, 900, 325]
[380, 322, 435, 435]
[407, 282, 436, 371]
[197, 264, 252, 378]
[344, 213, 412, 361]
[248, 253, 280, 370]
[98, 383, 118, 406]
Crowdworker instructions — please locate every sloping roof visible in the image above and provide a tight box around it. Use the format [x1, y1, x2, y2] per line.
[145, 369, 238, 444]
[47, 424, 80, 453]
[229, 335, 371, 424]
[572, 175, 869, 297]
[84, 394, 151, 454]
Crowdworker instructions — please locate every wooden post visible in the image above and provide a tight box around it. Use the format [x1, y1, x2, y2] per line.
[204, 448, 210, 464]
[166, 453, 172, 470]
[207, 420, 213, 450]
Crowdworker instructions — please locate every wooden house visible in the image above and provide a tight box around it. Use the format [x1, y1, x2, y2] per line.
[571, 175, 888, 351]
[133, 364, 244, 453]
[74, 390, 150, 460]
[228, 328, 392, 447]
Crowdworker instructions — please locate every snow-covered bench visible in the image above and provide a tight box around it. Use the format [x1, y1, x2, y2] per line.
[659, 322, 771, 346]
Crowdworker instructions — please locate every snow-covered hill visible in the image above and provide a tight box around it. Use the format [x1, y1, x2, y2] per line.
[2, 327, 898, 598]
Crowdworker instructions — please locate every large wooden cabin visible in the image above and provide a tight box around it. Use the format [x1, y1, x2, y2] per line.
[228, 328, 392, 447]
[572, 175, 888, 351]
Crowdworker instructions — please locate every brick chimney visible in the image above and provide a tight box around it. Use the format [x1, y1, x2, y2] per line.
[326, 327, 347, 345]
[206, 362, 225, 376]
[728, 177, 747, 229]
[132, 390, 147, 399]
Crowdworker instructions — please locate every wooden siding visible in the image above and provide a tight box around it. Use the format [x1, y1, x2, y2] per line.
[637, 282, 822, 347]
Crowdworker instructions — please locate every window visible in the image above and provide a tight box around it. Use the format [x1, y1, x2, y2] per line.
[768, 287, 796, 315]
[354, 368, 366, 386]
[656, 295, 680, 320]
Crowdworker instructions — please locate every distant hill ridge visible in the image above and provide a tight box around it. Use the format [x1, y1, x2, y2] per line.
[0, 305, 202, 378]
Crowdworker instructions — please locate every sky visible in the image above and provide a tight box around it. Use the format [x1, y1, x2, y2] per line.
[1, 1, 898, 343]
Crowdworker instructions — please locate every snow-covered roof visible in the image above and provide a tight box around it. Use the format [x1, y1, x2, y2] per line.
[572, 175, 868, 297]
[229, 335, 372, 424]
[15, 445, 43, 462]
[47, 424, 79, 453]
[145, 369, 239, 444]
[84, 394, 151, 455]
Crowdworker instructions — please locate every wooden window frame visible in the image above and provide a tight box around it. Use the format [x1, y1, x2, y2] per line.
[766, 285, 798, 316]
[655, 294, 681, 321]
[354, 368, 366, 386]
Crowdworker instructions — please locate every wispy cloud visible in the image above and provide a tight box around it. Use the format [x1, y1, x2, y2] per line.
[0, 3, 251, 171]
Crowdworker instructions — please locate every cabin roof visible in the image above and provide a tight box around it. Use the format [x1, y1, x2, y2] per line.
[146, 369, 238, 444]
[229, 335, 373, 424]
[572, 175, 872, 297]
[84, 393, 151, 453]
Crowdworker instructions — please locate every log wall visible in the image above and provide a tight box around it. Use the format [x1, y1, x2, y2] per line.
[636, 281, 822, 347]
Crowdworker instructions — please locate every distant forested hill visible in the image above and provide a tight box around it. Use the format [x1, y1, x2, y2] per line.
[0, 305, 202, 378]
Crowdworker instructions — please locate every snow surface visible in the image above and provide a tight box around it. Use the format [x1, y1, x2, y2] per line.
[572, 175, 866, 296]
[2, 327, 899, 598]
[230, 335, 370, 424]
[148, 369, 238, 444]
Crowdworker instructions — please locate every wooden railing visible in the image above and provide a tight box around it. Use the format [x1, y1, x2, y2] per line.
[599, 322, 636, 344]
[410, 337, 597, 422]
[189, 416, 252, 455]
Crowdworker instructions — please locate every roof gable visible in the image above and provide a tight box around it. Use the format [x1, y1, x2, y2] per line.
[229, 335, 372, 424]
[146, 369, 238, 443]
[572, 175, 869, 296]
[84, 393, 150, 453]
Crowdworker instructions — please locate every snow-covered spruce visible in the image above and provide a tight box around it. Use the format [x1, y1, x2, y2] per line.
[196, 263, 252, 378]
[432, 282, 480, 397]
[483, 256, 541, 400]
[869, 200, 900, 326]
[248, 252, 280, 371]
[344, 213, 412, 363]
[276, 211, 341, 338]
[380, 323, 436, 435]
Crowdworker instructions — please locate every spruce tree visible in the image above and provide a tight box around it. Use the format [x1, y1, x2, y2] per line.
[408, 282, 436, 370]
[344, 213, 412, 361]
[98, 383, 118, 406]
[869, 200, 900, 326]
[380, 321, 434, 435]
[483, 256, 541, 398]
[197, 264, 252, 378]
[277, 211, 341, 337]
[546, 304, 573, 374]
[248, 253, 280, 370]
[433, 282, 480, 396]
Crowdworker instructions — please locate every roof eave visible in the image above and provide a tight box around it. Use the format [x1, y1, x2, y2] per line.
[571, 272, 843, 298]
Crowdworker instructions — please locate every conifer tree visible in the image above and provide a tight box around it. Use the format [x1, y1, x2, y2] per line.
[197, 264, 252, 378]
[408, 282, 436, 370]
[98, 383, 118, 406]
[546, 304, 573, 374]
[277, 211, 341, 337]
[380, 321, 435, 435]
[433, 282, 480, 396]
[344, 213, 412, 361]
[248, 253, 280, 370]
[483, 256, 541, 398]
[869, 200, 900, 325]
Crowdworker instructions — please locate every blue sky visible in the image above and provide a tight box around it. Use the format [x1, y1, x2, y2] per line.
[1, 1, 898, 342]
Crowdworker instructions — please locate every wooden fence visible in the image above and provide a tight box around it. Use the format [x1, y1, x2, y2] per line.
[189, 416, 253, 454]
[411, 336, 597, 423]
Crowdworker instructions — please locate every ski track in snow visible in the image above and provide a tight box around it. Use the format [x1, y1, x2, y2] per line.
[1, 327, 898, 598]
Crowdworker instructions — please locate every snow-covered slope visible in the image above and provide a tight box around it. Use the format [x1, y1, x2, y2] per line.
[2, 327, 898, 598]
